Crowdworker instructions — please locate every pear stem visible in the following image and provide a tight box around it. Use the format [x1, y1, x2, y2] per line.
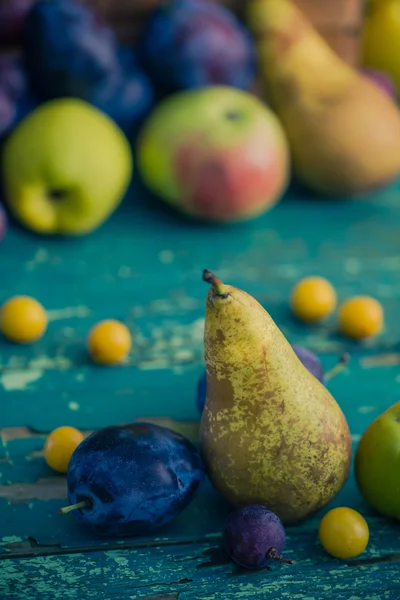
[202, 269, 228, 297]
[267, 548, 295, 565]
[59, 500, 89, 515]
[325, 353, 350, 382]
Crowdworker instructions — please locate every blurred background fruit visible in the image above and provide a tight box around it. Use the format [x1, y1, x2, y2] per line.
[2, 98, 133, 236]
[338, 296, 384, 340]
[0, 203, 7, 241]
[24, 0, 119, 101]
[355, 401, 400, 521]
[137, 86, 289, 223]
[87, 319, 132, 365]
[139, 0, 256, 95]
[23, 0, 154, 133]
[290, 276, 337, 323]
[0, 0, 36, 47]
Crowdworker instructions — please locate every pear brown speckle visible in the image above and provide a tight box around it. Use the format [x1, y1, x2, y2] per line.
[200, 270, 352, 524]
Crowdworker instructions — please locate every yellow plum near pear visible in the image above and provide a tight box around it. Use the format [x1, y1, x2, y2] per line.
[0, 295, 47, 343]
[246, 0, 400, 197]
[355, 401, 400, 521]
[137, 86, 290, 223]
[2, 99, 133, 236]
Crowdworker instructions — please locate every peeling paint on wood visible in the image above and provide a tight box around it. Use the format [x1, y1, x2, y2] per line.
[1, 181, 400, 598]
[361, 354, 400, 367]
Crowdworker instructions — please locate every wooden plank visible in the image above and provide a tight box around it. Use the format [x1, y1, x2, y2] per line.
[1, 161, 400, 592]
[1, 184, 400, 373]
[1, 536, 400, 600]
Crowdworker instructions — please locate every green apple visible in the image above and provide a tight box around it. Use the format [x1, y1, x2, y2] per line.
[137, 86, 289, 223]
[355, 401, 400, 520]
[2, 98, 133, 235]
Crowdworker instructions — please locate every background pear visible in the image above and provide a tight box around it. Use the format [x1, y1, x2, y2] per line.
[199, 270, 352, 524]
[246, 0, 400, 197]
[355, 401, 400, 521]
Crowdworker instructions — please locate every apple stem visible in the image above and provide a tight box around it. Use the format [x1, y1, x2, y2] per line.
[59, 500, 89, 515]
[325, 353, 350, 382]
[203, 269, 228, 297]
[268, 548, 295, 565]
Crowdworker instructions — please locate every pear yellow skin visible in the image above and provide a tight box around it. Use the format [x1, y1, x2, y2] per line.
[246, 0, 400, 197]
[200, 271, 352, 524]
[355, 401, 400, 521]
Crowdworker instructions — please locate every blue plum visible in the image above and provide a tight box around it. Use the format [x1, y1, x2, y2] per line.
[223, 504, 293, 569]
[23, 1, 154, 132]
[196, 370, 207, 414]
[90, 52, 155, 134]
[24, 0, 119, 100]
[140, 0, 256, 94]
[65, 422, 205, 536]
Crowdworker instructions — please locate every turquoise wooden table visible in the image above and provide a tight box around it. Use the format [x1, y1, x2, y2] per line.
[1, 177, 400, 600]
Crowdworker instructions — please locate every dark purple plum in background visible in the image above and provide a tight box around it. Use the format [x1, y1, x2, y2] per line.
[23, 0, 154, 132]
[90, 49, 155, 134]
[64, 422, 205, 536]
[140, 0, 256, 94]
[24, 0, 120, 101]
[0, 91, 15, 137]
[196, 370, 207, 414]
[223, 504, 293, 569]
[0, 0, 35, 46]
[0, 54, 37, 138]
[0, 204, 7, 242]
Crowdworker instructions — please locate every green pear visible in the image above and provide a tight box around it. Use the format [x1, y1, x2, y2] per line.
[355, 401, 400, 521]
[200, 270, 352, 524]
[2, 98, 133, 236]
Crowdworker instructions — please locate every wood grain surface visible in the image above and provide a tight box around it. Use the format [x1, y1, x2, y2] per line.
[1, 177, 400, 598]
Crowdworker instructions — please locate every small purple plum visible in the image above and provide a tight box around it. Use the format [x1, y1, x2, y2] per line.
[291, 344, 325, 383]
[292, 346, 349, 385]
[223, 504, 294, 569]
[195, 370, 207, 414]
